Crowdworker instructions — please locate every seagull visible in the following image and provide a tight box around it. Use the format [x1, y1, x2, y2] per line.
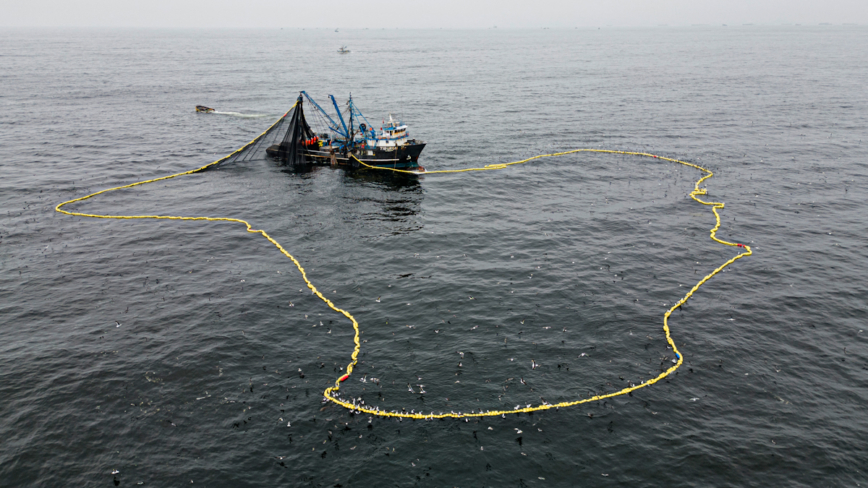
[112, 470, 120, 475]
[375, 297, 381, 302]
[531, 359, 539, 370]
[520, 378, 527, 385]
[115, 321, 121, 327]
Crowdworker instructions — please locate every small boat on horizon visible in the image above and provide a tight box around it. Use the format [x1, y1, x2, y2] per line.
[338, 46, 350, 54]
[195, 105, 215, 113]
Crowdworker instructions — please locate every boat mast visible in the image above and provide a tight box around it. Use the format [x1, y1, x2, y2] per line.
[348, 93, 354, 150]
[328, 95, 350, 142]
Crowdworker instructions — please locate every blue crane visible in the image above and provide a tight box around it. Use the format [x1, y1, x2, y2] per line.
[348, 98, 376, 140]
[328, 94, 350, 140]
[301, 92, 378, 150]
[300, 91, 347, 138]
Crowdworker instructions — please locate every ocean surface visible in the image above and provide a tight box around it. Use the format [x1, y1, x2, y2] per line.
[1, 26, 866, 487]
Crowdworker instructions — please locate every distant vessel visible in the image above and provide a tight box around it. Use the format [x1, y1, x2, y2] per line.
[266, 92, 425, 170]
[195, 105, 215, 113]
[338, 46, 350, 54]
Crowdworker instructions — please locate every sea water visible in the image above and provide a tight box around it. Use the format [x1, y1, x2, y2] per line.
[0, 26, 866, 486]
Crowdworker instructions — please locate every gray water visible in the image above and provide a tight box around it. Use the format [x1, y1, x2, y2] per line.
[1, 27, 866, 487]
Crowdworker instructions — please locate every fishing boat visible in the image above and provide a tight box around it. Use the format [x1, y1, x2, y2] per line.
[195, 105, 215, 113]
[338, 46, 350, 54]
[265, 92, 426, 170]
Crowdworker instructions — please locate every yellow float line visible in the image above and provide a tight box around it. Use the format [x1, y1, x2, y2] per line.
[331, 151, 751, 419]
[56, 112, 751, 420]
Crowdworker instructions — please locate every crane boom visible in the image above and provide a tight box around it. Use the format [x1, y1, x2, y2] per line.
[329, 95, 350, 140]
[300, 91, 346, 137]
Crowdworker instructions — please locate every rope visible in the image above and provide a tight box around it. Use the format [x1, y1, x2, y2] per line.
[56, 113, 751, 421]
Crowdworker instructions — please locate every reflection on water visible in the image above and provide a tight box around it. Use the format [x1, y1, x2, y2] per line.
[343, 167, 422, 191]
[344, 169, 424, 236]
[276, 164, 424, 237]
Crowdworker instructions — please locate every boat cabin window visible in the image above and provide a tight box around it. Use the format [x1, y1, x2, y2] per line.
[381, 126, 406, 139]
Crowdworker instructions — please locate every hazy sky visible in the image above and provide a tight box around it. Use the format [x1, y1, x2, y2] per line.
[3, 0, 867, 28]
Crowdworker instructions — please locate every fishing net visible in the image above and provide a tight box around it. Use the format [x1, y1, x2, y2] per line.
[223, 96, 318, 167]
[275, 98, 318, 166]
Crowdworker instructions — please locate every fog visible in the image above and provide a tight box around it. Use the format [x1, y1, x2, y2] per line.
[3, 0, 867, 28]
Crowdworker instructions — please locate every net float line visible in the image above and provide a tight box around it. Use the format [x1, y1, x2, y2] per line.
[56, 110, 752, 420]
